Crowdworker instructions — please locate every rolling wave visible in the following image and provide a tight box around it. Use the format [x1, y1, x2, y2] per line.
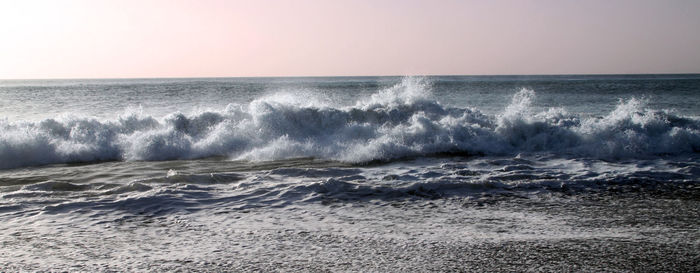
[1, 77, 699, 169]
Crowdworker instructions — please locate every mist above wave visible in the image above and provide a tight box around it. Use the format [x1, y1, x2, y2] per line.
[1, 77, 699, 169]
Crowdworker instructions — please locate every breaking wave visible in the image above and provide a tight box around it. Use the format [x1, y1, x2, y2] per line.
[1, 77, 699, 169]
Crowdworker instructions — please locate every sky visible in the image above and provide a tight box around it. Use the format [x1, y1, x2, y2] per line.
[1, 0, 699, 79]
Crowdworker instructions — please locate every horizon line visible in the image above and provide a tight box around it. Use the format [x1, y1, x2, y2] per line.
[2, 72, 700, 81]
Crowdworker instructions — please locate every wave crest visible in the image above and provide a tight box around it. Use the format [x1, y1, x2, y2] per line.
[1, 77, 699, 169]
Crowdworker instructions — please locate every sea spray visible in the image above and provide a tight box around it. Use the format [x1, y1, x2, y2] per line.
[1, 77, 699, 169]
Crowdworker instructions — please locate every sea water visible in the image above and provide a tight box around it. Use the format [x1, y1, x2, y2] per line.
[1, 75, 698, 271]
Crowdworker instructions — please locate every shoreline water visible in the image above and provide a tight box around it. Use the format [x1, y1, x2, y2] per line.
[1, 75, 698, 271]
[2, 188, 697, 272]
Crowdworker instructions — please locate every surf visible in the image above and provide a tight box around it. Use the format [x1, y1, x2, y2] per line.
[1, 77, 698, 170]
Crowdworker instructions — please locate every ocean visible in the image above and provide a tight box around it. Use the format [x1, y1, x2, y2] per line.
[1, 75, 698, 271]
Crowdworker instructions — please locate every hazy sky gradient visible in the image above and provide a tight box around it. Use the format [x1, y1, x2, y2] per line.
[1, 0, 699, 79]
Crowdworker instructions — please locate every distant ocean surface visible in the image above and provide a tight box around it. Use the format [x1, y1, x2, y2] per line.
[1, 75, 699, 271]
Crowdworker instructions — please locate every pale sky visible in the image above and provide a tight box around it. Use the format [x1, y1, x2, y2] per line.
[1, 0, 699, 79]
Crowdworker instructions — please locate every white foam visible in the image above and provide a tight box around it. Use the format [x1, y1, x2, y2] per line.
[1, 77, 698, 169]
